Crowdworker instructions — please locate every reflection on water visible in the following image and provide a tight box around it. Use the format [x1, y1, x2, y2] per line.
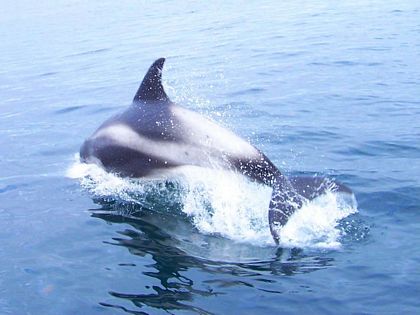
[91, 199, 335, 314]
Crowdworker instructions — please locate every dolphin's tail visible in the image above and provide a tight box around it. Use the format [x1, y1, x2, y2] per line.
[268, 174, 304, 243]
[268, 175, 353, 244]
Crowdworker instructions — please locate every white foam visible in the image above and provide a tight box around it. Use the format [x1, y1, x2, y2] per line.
[67, 155, 143, 202]
[177, 167, 274, 245]
[277, 192, 358, 249]
[68, 155, 358, 249]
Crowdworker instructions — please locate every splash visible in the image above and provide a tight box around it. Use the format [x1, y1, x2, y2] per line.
[68, 155, 358, 249]
[278, 192, 357, 249]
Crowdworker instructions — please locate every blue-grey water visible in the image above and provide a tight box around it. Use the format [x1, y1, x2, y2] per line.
[1, 1, 419, 314]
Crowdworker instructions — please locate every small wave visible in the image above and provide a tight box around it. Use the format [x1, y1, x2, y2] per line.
[68, 155, 358, 249]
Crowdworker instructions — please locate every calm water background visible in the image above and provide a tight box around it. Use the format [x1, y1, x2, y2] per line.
[1, 0, 419, 314]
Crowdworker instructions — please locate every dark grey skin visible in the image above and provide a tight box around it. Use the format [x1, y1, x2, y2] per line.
[80, 58, 351, 243]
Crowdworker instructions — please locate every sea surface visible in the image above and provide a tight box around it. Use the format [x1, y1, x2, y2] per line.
[1, 1, 419, 314]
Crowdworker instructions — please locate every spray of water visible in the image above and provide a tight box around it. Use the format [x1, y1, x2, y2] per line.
[67, 155, 358, 249]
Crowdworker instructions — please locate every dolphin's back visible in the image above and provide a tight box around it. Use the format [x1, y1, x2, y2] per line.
[80, 100, 270, 179]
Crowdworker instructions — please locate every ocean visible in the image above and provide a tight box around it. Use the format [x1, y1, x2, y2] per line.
[0, 0, 419, 314]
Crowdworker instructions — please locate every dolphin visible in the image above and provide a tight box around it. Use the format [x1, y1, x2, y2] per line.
[80, 58, 351, 243]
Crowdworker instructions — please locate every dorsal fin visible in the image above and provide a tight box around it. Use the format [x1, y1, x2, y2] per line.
[133, 58, 169, 103]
